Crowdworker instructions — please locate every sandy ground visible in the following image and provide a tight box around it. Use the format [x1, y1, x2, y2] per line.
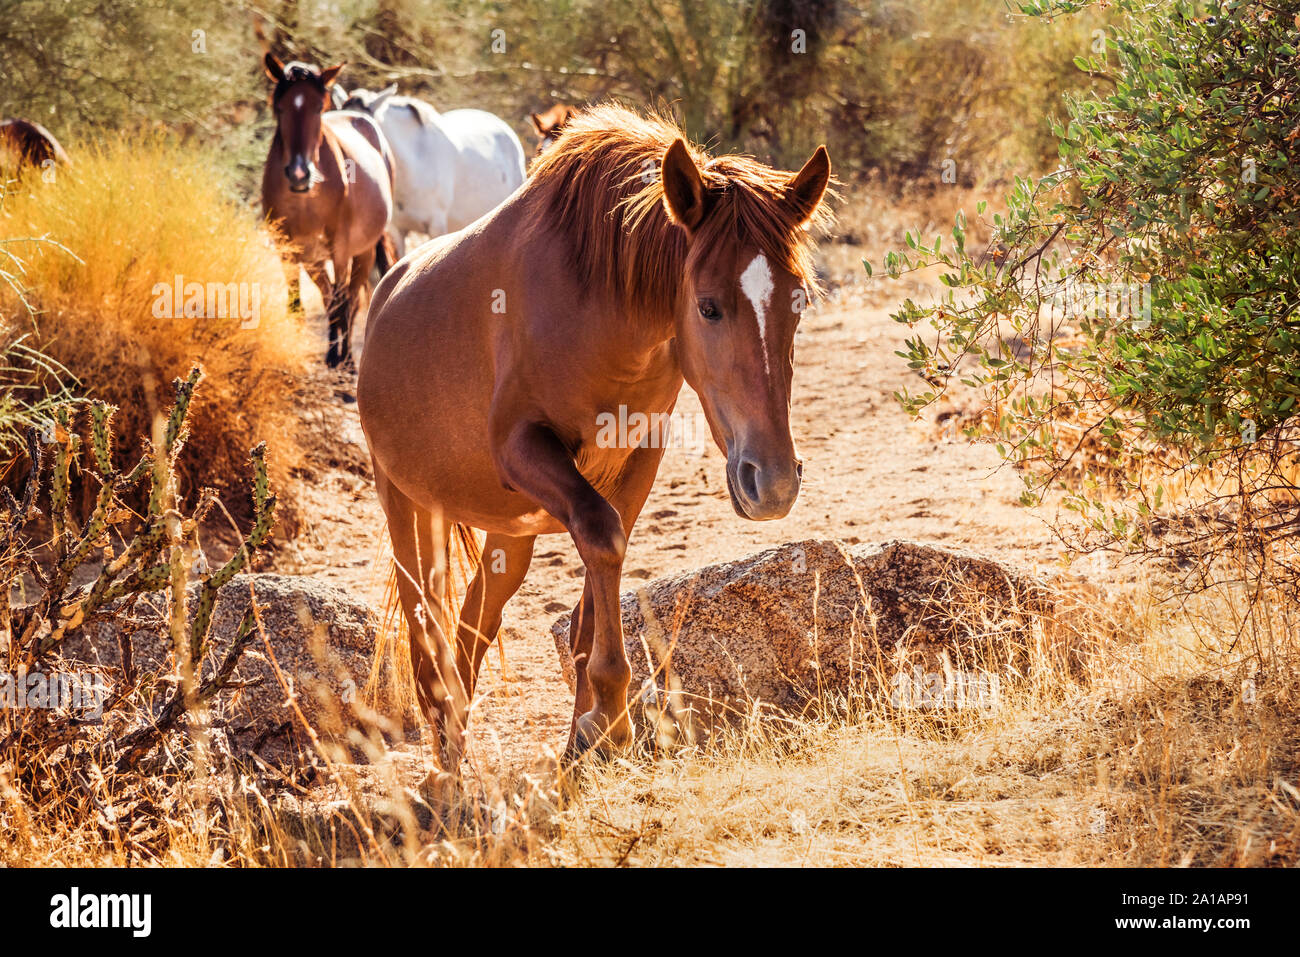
[271, 253, 1084, 771]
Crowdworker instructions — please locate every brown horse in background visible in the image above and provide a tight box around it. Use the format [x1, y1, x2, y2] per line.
[0, 118, 71, 173]
[528, 104, 577, 157]
[260, 55, 396, 368]
[358, 104, 831, 773]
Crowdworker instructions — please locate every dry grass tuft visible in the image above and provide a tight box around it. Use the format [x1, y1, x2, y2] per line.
[0, 132, 309, 525]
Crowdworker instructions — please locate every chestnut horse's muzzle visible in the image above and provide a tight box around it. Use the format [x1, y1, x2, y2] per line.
[284, 156, 314, 192]
[726, 452, 802, 521]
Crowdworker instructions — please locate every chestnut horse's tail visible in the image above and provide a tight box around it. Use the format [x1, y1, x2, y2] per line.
[375, 231, 397, 276]
[366, 522, 483, 722]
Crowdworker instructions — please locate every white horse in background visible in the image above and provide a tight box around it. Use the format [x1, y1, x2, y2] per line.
[339, 85, 527, 257]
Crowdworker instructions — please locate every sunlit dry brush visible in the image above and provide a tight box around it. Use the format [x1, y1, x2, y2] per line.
[0, 371, 280, 865]
[1075, 580, 1300, 867]
[518, 579, 1296, 868]
[5, 522, 1295, 866]
[0, 133, 309, 523]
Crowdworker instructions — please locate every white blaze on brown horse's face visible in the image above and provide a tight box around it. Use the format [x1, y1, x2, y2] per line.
[661, 139, 830, 521]
[740, 253, 776, 379]
[264, 54, 344, 193]
[679, 240, 809, 521]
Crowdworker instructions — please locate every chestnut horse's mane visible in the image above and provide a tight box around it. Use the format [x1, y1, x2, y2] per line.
[524, 104, 832, 323]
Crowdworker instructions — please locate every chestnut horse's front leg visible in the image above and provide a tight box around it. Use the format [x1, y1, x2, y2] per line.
[324, 257, 353, 369]
[301, 260, 347, 367]
[564, 440, 666, 755]
[495, 421, 636, 754]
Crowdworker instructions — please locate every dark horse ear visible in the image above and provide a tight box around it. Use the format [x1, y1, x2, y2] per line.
[320, 63, 346, 88]
[263, 52, 285, 82]
[661, 138, 706, 233]
[529, 112, 545, 135]
[787, 145, 830, 226]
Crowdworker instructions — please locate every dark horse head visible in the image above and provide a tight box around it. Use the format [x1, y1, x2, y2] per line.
[263, 54, 344, 193]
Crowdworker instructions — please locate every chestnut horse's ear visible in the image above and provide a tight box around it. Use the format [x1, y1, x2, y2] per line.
[320, 63, 346, 89]
[529, 112, 545, 135]
[788, 145, 830, 226]
[661, 138, 706, 232]
[263, 52, 285, 82]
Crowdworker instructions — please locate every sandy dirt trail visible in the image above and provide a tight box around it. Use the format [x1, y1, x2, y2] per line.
[275, 271, 1071, 770]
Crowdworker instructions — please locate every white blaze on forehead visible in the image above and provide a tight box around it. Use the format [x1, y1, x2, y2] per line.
[740, 253, 775, 377]
[293, 93, 305, 109]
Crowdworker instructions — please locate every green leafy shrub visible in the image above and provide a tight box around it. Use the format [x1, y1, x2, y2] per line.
[880, 0, 1300, 592]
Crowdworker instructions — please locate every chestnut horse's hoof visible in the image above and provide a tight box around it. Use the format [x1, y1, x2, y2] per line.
[571, 710, 635, 761]
[418, 769, 462, 812]
[324, 351, 356, 376]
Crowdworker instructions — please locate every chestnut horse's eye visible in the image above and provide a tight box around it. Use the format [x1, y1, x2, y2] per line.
[697, 298, 721, 322]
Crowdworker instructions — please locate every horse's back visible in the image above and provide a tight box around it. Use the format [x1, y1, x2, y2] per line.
[440, 109, 526, 184]
[319, 113, 390, 250]
[375, 100, 525, 235]
[326, 111, 395, 187]
[0, 118, 70, 168]
[323, 113, 390, 201]
[437, 109, 527, 228]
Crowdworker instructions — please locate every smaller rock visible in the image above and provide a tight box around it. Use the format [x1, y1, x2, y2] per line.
[61, 574, 416, 764]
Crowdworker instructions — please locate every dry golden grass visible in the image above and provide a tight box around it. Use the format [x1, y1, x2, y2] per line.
[500, 576, 1296, 868]
[4, 566, 1295, 868]
[0, 132, 309, 522]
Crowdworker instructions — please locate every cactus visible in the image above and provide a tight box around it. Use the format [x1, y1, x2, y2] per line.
[1, 365, 277, 769]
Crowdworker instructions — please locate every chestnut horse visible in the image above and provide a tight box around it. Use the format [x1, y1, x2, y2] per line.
[358, 105, 831, 771]
[261, 55, 395, 368]
[528, 103, 578, 157]
[0, 118, 71, 173]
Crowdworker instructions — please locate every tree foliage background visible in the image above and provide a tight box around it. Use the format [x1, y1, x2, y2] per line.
[884, 0, 1300, 596]
[0, 0, 1110, 189]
